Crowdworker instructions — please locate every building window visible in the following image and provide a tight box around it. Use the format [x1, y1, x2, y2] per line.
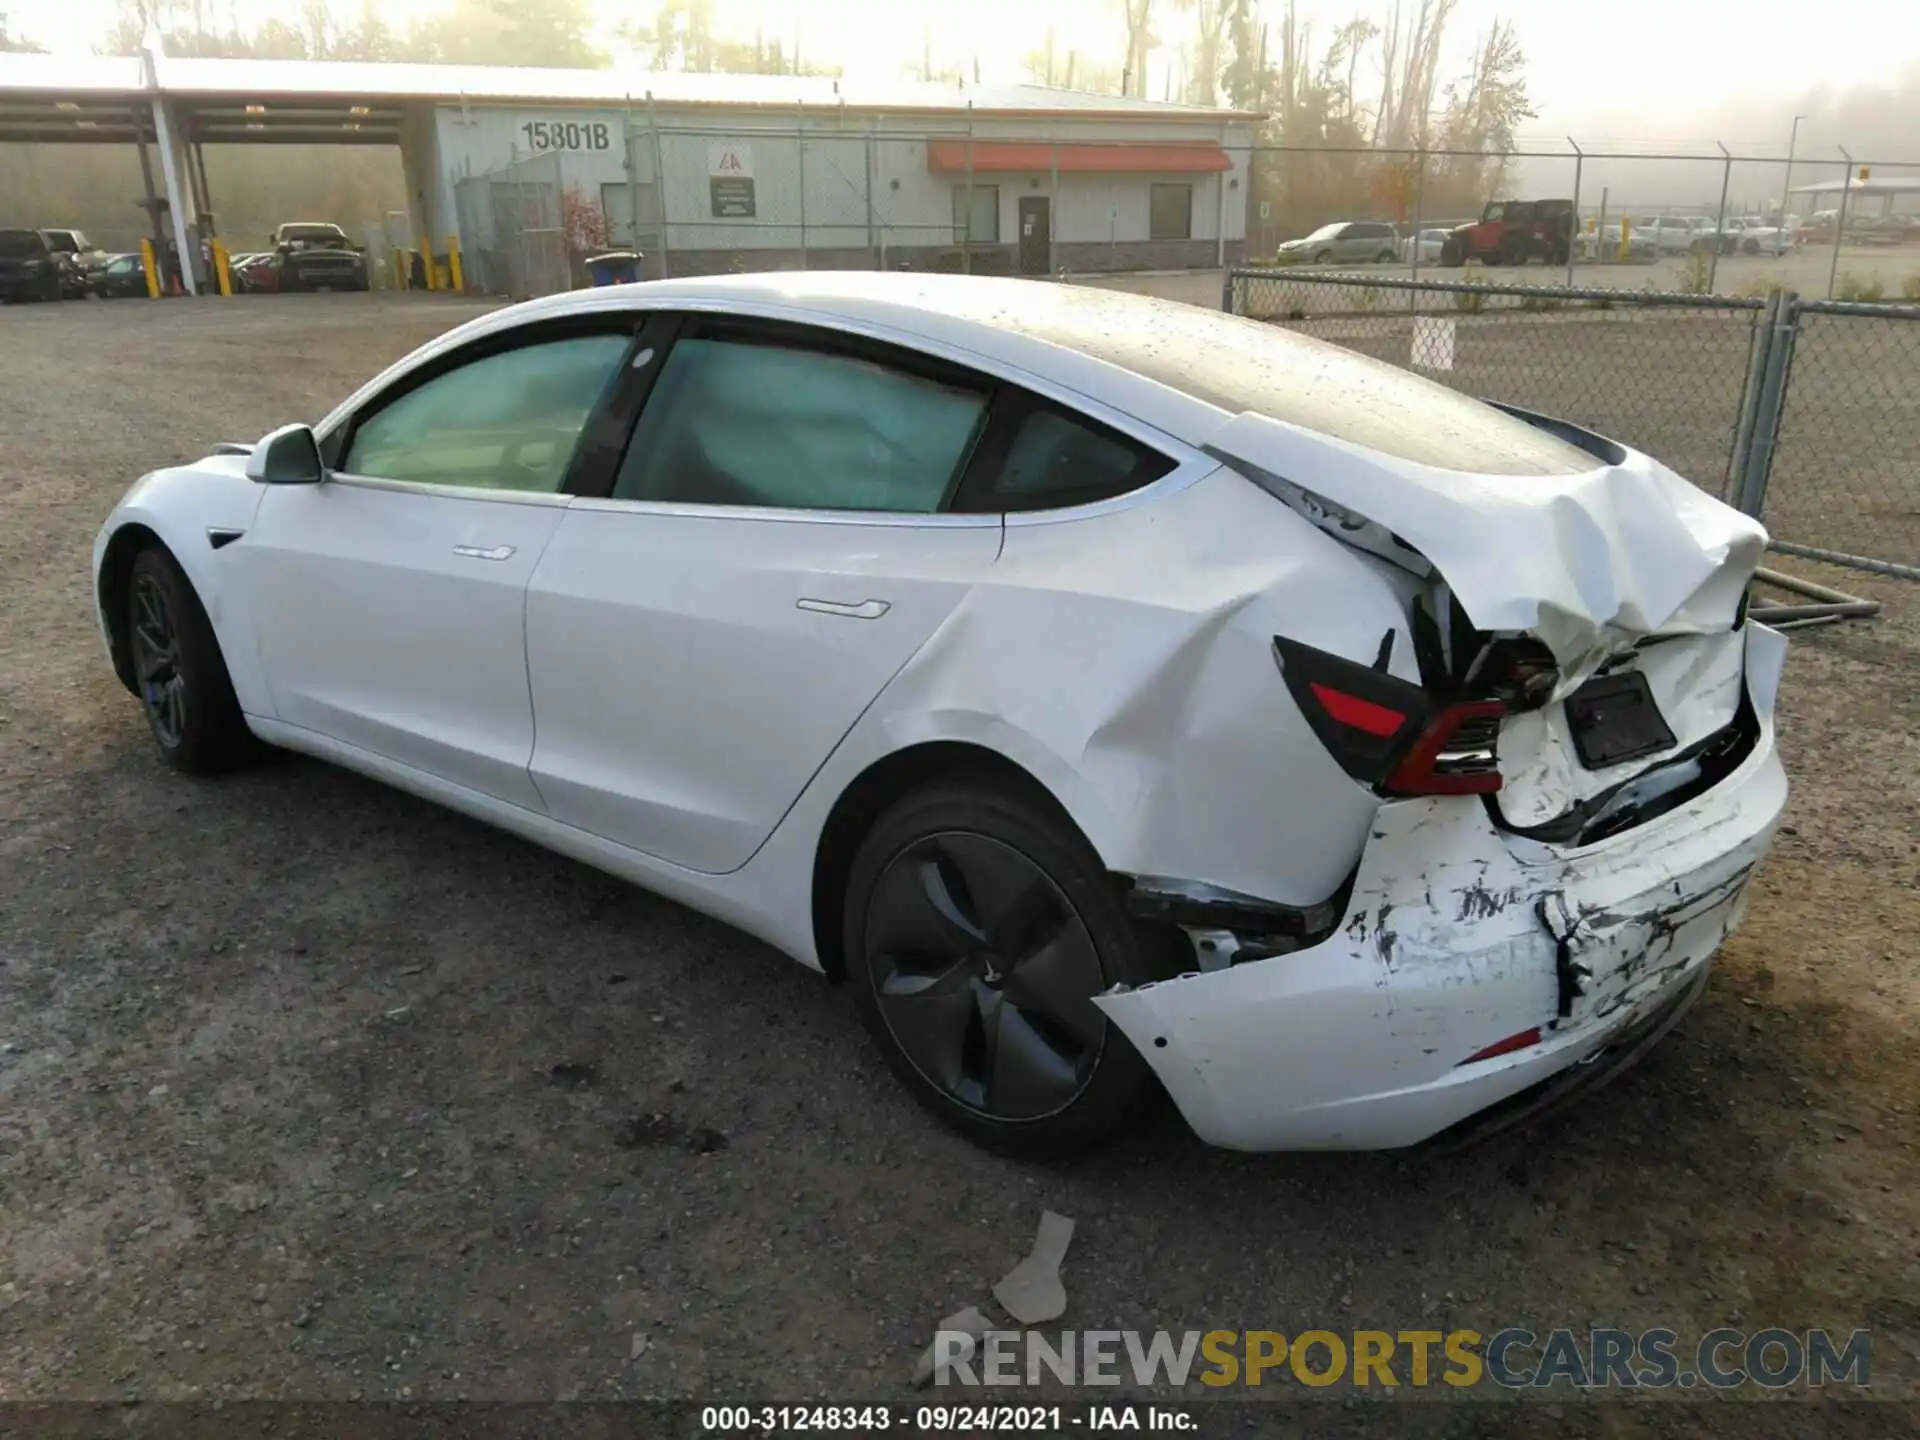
[1150, 183, 1193, 241]
[952, 184, 1000, 244]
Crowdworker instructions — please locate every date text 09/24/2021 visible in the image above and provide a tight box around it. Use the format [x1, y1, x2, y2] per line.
[699, 1405, 1196, 1432]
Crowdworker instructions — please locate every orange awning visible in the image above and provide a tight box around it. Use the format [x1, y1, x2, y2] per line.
[926, 141, 1232, 174]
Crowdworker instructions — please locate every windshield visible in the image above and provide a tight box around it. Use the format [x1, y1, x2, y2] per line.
[282, 225, 348, 245]
[0, 229, 44, 258]
[1303, 223, 1345, 241]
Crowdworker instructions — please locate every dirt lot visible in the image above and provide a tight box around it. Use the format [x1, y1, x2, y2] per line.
[2, 294, 1919, 1434]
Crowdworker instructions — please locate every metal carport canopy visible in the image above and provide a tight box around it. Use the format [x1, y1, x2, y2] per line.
[1789, 176, 1920, 198]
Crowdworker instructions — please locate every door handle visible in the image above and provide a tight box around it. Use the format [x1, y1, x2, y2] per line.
[796, 597, 891, 620]
[452, 544, 516, 561]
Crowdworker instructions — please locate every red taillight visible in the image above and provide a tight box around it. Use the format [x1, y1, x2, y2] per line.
[1385, 699, 1507, 796]
[1306, 682, 1407, 738]
[1274, 636, 1505, 796]
[1459, 1027, 1542, 1065]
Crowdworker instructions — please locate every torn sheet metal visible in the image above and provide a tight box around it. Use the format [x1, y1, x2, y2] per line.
[992, 1211, 1075, 1325]
[1206, 410, 1768, 693]
[1496, 627, 1748, 828]
[1092, 625, 1787, 1152]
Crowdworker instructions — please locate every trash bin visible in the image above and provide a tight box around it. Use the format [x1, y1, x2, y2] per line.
[585, 251, 643, 286]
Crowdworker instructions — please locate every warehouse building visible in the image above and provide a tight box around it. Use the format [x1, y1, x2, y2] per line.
[0, 48, 1258, 294]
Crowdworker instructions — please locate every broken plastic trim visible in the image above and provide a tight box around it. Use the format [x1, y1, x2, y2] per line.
[1121, 874, 1347, 957]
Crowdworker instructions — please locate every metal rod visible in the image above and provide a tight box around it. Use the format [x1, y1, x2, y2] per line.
[1754, 565, 1881, 605]
[1827, 147, 1853, 300]
[1765, 540, 1920, 583]
[1747, 599, 1880, 622]
[796, 102, 807, 270]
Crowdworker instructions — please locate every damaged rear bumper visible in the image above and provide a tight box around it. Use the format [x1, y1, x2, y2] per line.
[1093, 626, 1788, 1152]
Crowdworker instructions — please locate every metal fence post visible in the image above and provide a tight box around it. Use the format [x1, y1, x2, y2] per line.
[1736, 289, 1801, 518]
[1826, 148, 1853, 300]
[647, 92, 669, 279]
[1566, 138, 1582, 289]
[1410, 148, 1425, 289]
[1727, 285, 1781, 504]
[962, 104, 974, 276]
[797, 104, 808, 270]
[1221, 269, 1235, 312]
[1711, 141, 1732, 295]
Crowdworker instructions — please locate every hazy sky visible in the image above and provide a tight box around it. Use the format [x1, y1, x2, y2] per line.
[8, 0, 1916, 143]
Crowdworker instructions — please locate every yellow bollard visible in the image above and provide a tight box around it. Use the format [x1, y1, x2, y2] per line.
[391, 247, 406, 291]
[418, 238, 437, 291]
[213, 238, 233, 297]
[447, 236, 463, 293]
[139, 238, 161, 298]
[1619, 215, 1631, 264]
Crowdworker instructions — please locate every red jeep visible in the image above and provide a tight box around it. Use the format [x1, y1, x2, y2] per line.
[1440, 199, 1577, 267]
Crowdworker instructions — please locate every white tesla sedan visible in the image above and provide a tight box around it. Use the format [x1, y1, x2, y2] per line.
[93, 274, 1786, 1154]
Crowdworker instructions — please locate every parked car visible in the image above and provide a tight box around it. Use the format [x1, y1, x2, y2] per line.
[229, 252, 282, 293]
[1400, 228, 1452, 265]
[1440, 199, 1577, 266]
[0, 227, 73, 301]
[270, 222, 370, 292]
[1276, 220, 1401, 265]
[1579, 221, 1656, 263]
[91, 273, 1787, 1155]
[1636, 215, 1699, 256]
[1703, 218, 1793, 257]
[94, 252, 153, 298]
[39, 228, 110, 295]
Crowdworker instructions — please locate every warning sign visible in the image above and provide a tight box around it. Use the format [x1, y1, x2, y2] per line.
[708, 143, 756, 218]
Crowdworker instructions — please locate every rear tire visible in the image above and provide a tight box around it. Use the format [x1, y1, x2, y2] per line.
[126, 546, 254, 775]
[842, 776, 1157, 1155]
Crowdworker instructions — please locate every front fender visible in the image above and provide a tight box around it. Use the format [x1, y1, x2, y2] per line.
[93, 460, 273, 717]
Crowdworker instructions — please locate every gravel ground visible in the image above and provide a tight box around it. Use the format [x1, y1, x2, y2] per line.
[2, 293, 1918, 1435]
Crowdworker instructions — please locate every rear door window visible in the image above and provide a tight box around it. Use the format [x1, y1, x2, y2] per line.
[612, 332, 990, 513]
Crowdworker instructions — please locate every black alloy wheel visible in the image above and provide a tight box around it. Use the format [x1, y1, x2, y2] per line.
[130, 567, 188, 750]
[864, 832, 1107, 1120]
[844, 778, 1157, 1153]
[123, 546, 253, 773]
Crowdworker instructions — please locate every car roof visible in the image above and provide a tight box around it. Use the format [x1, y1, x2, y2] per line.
[396, 272, 1593, 476]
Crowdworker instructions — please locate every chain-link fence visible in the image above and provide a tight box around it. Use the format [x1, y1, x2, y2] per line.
[1226, 270, 1770, 498]
[1224, 270, 1920, 579]
[1762, 298, 1920, 577]
[455, 151, 571, 298]
[1243, 141, 1920, 303]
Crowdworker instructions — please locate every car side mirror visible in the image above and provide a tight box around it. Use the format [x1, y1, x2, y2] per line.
[245, 423, 326, 485]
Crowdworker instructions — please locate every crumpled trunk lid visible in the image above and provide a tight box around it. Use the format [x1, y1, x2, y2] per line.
[1207, 407, 1770, 835]
[1207, 409, 1767, 691]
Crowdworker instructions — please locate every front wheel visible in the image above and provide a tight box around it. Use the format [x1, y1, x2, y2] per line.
[843, 777, 1159, 1154]
[126, 546, 254, 774]
[1313, 249, 1334, 264]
